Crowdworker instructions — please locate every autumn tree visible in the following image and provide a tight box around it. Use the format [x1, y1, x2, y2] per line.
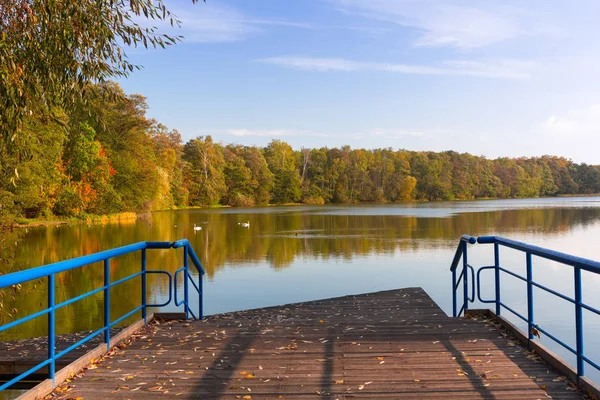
[0, 0, 202, 145]
[222, 145, 257, 207]
[183, 136, 226, 206]
[264, 140, 302, 204]
[2, 115, 67, 217]
[77, 84, 160, 212]
[148, 122, 187, 208]
[300, 147, 330, 204]
[243, 146, 274, 206]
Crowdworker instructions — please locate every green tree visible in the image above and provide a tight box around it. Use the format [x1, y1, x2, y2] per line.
[243, 146, 274, 205]
[409, 152, 453, 200]
[301, 147, 330, 204]
[264, 140, 302, 204]
[64, 123, 105, 182]
[0, 0, 202, 144]
[183, 136, 226, 206]
[325, 147, 350, 203]
[79, 85, 159, 211]
[149, 122, 187, 208]
[3, 115, 67, 217]
[222, 145, 256, 207]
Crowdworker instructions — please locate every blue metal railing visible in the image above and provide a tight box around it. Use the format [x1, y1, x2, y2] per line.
[451, 235, 600, 382]
[0, 239, 204, 391]
[449, 235, 477, 318]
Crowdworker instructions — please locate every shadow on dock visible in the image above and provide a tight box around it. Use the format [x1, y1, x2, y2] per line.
[42, 288, 585, 399]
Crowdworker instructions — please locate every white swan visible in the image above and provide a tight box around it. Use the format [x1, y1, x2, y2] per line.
[241, 221, 250, 228]
[193, 223, 202, 231]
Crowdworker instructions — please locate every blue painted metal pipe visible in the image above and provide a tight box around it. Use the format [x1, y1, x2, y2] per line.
[468, 235, 600, 380]
[184, 245, 190, 320]
[0, 359, 52, 391]
[187, 245, 206, 275]
[0, 242, 147, 289]
[526, 253, 534, 341]
[462, 241, 469, 312]
[48, 274, 55, 385]
[0, 307, 51, 333]
[575, 267, 584, 379]
[174, 267, 186, 307]
[198, 268, 204, 320]
[449, 235, 476, 272]
[0, 240, 205, 392]
[450, 235, 476, 317]
[452, 267, 457, 317]
[477, 236, 600, 274]
[141, 249, 147, 323]
[494, 243, 500, 316]
[104, 259, 110, 348]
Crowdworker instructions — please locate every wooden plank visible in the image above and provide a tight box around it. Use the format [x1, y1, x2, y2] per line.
[33, 289, 588, 399]
[0, 327, 126, 376]
[467, 308, 600, 400]
[15, 314, 153, 400]
[153, 312, 186, 321]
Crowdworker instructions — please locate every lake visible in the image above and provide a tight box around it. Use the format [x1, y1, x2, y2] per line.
[2, 196, 600, 383]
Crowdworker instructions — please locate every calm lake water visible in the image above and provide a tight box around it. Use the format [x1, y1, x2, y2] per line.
[3, 196, 600, 384]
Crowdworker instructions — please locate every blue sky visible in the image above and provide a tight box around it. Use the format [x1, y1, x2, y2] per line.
[118, 0, 600, 163]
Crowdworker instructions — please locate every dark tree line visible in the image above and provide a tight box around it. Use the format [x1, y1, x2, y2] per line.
[1, 82, 600, 223]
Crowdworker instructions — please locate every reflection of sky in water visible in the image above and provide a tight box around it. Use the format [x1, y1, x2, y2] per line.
[177, 198, 600, 385]
[186, 197, 600, 218]
[4, 196, 600, 385]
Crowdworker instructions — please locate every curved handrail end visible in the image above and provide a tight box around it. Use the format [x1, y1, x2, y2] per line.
[450, 234, 476, 271]
[477, 236, 496, 244]
[171, 239, 189, 249]
[461, 235, 477, 244]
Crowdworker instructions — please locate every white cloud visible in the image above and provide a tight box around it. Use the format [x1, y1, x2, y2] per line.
[213, 128, 429, 141]
[329, 0, 556, 49]
[260, 57, 360, 71]
[138, 3, 254, 43]
[134, 2, 409, 45]
[229, 129, 291, 137]
[152, 3, 314, 43]
[224, 129, 337, 138]
[258, 56, 535, 80]
[542, 104, 600, 138]
[243, 19, 314, 29]
[370, 129, 425, 138]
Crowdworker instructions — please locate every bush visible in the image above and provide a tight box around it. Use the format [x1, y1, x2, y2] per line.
[88, 182, 123, 215]
[53, 186, 83, 216]
[226, 192, 255, 207]
[303, 196, 325, 205]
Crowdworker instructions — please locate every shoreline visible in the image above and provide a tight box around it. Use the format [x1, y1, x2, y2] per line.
[13, 193, 600, 228]
[14, 220, 69, 228]
[14, 212, 138, 229]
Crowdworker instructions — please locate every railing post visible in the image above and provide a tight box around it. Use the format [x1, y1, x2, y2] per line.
[199, 262, 204, 320]
[574, 267, 584, 379]
[48, 274, 55, 386]
[452, 267, 457, 317]
[184, 244, 189, 320]
[104, 259, 111, 348]
[526, 252, 534, 341]
[462, 240, 469, 313]
[141, 249, 147, 323]
[494, 243, 501, 316]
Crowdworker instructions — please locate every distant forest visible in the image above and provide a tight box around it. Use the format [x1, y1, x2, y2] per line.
[1, 82, 599, 222]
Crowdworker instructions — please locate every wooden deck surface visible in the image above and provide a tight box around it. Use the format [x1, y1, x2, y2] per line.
[0, 328, 125, 379]
[44, 288, 584, 399]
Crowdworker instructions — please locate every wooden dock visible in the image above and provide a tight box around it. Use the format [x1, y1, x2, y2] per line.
[0, 327, 125, 381]
[41, 288, 584, 399]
